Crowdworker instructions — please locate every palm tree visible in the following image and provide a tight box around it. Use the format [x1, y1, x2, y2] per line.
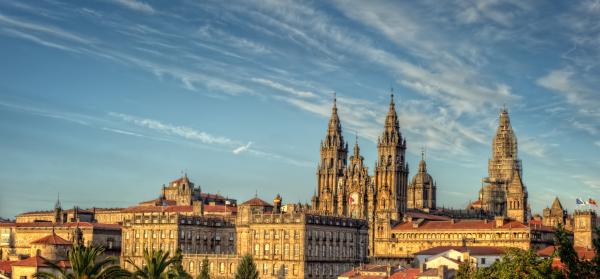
[34, 244, 129, 279]
[128, 249, 189, 279]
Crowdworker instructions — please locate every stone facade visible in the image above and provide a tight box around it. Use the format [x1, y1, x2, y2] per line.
[312, 94, 408, 224]
[542, 197, 569, 228]
[372, 217, 554, 261]
[573, 210, 597, 249]
[0, 222, 121, 261]
[119, 195, 368, 279]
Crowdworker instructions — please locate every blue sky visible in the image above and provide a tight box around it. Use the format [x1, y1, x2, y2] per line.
[1, 0, 599, 218]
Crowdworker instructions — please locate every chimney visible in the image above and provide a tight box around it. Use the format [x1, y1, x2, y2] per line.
[386, 265, 392, 276]
[495, 216, 505, 227]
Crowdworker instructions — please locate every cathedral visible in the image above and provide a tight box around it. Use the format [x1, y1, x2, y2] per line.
[478, 108, 528, 222]
[311, 93, 438, 224]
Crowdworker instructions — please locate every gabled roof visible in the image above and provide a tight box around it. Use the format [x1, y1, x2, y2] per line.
[241, 197, 273, 207]
[30, 231, 72, 245]
[414, 246, 505, 256]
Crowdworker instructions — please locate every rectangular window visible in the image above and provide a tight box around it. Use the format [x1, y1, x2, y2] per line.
[481, 258, 486, 264]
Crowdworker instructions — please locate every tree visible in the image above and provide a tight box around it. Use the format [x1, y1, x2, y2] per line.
[554, 224, 597, 279]
[167, 250, 192, 279]
[457, 248, 558, 279]
[127, 249, 182, 279]
[234, 254, 259, 279]
[34, 244, 129, 279]
[196, 258, 210, 279]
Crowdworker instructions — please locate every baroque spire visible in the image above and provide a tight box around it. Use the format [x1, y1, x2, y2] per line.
[325, 92, 344, 147]
[381, 90, 401, 144]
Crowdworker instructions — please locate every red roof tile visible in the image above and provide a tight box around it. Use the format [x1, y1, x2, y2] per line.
[122, 205, 194, 213]
[0, 222, 120, 230]
[241, 197, 273, 207]
[392, 219, 528, 231]
[12, 255, 50, 267]
[0, 261, 15, 273]
[204, 204, 237, 213]
[31, 232, 72, 245]
[388, 268, 420, 279]
[537, 245, 596, 260]
[414, 246, 505, 256]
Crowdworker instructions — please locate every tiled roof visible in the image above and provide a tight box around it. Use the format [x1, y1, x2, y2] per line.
[0, 222, 120, 230]
[31, 232, 72, 245]
[11, 255, 50, 267]
[0, 261, 15, 273]
[122, 205, 194, 213]
[392, 219, 528, 231]
[388, 268, 420, 279]
[18, 208, 93, 216]
[537, 245, 596, 260]
[414, 246, 505, 256]
[204, 204, 237, 213]
[241, 197, 273, 207]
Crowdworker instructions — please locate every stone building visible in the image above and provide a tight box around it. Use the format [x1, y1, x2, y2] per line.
[371, 216, 554, 262]
[478, 108, 528, 222]
[120, 194, 368, 279]
[542, 197, 569, 228]
[407, 152, 436, 211]
[0, 222, 121, 260]
[573, 210, 597, 249]
[312, 94, 408, 223]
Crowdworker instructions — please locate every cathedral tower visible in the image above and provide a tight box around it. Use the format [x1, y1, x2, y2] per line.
[506, 169, 528, 223]
[373, 93, 408, 221]
[480, 108, 527, 219]
[314, 96, 348, 215]
[407, 151, 436, 211]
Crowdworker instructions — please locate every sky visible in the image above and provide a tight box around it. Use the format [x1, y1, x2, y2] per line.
[0, 0, 599, 219]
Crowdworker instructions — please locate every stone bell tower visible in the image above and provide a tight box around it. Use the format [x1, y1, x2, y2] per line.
[313, 95, 348, 215]
[373, 92, 408, 221]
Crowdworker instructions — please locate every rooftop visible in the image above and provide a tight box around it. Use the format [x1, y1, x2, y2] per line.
[30, 231, 72, 246]
[414, 246, 505, 256]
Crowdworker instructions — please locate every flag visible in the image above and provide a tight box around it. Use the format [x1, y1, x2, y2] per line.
[576, 198, 587, 205]
[589, 198, 598, 207]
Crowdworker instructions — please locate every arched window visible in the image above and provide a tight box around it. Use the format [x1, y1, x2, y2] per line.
[189, 261, 194, 273]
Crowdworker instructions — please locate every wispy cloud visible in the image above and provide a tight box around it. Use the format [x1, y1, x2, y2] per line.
[109, 112, 310, 166]
[251, 78, 317, 98]
[233, 142, 253, 154]
[0, 12, 91, 44]
[109, 112, 234, 145]
[111, 0, 155, 14]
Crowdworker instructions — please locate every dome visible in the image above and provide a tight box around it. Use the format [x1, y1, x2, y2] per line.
[410, 159, 434, 186]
